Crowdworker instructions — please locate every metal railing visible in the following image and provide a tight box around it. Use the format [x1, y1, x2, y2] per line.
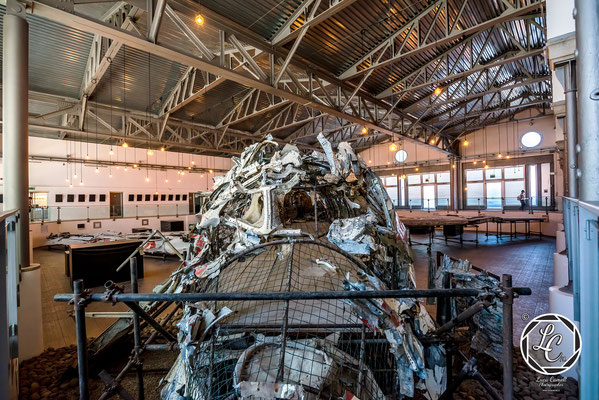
[0, 209, 22, 400]
[563, 197, 599, 400]
[402, 196, 554, 214]
[27, 204, 194, 224]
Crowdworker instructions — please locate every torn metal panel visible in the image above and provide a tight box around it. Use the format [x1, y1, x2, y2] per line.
[434, 254, 504, 361]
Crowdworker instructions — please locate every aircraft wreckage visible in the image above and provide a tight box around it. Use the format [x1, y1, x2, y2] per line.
[55, 134, 531, 400]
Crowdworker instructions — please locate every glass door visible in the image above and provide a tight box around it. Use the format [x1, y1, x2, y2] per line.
[109, 192, 123, 218]
[423, 185, 436, 210]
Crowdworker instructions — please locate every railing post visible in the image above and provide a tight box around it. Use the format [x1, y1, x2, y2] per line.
[86, 206, 90, 223]
[157, 204, 160, 220]
[501, 274, 514, 400]
[73, 279, 90, 400]
[57, 206, 61, 224]
[529, 196, 533, 214]
[477, 198, 481, 215]
[502, 197, 505, 214]
[136, 205, 138, 221]
[129, 258, 144, 400]
[545, 196, 549, 216]
[176, 204, 179, 218]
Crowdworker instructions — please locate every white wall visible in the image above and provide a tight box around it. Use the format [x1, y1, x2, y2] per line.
[547, 0, 575, 40]
[360, 113, 559, 167]
[0, 137, 233, 208]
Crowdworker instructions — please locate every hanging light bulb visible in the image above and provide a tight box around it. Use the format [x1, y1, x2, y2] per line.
[464, 187, 468, 191]
[433, 87, 442, 96]
[452, 164, 456, 169]
[368, 160, 372, 163]
[482, 160, 486, 164]
[498, 153, 503, 158]
[195, 14, 205, 25]
[73, 173, 78, 178]
[109, 148, 114, 156]
[361, 127, 368, 135]
[146, 177, 150, 182]
[147, 149, 154, 156]
[116, 166, 120, 170]
[95, 167, 99, 173]
[133, 164, 138, 168]
[191, 160, 195, 165]
[160, 146, 166, 152]
[181, 171, 185, 176]
[124, 167, 128, 172]
[122, 142, 128, 148]
[188, 166, 192, 170]
[79, 181, 84, 186]
[506, 154, 511, 159]
[69, 183, 73, 188]
[389, 142, 398, 152]
[165, 178, 169, 183]
[473, 161, 477, 165]
[177, 179, 181, 183]
[415, 167, 419, 171]
[209, 169, 213, 174]
[463, 140, 469, 146]
[429, 138, 436, 144]
[484, 164, 490, 169]
[65, 177, 69, 182]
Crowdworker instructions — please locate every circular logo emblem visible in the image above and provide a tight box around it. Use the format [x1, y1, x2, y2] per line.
[520, 313, 581, 375]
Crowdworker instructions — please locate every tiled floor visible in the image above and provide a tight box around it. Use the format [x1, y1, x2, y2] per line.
[35, 230, 554, 349]
[409, 231, 556, 343]
[36, 247, 180, 349]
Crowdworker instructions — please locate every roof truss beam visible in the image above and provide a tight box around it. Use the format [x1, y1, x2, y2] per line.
[30, 0, 454, 153]
[339, 0, 544, 81]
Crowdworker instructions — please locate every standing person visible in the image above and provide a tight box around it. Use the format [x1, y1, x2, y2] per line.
[517, 190, 526, 210]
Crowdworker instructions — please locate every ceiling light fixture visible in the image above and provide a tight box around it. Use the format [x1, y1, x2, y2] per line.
[122, 142, 128, 148]
[434, 87, 442, 96]
[463, 139, 469, 146]
[389, 142, 398, 152]
[195, 14, 205, 25]
[361, 127, 368, 135]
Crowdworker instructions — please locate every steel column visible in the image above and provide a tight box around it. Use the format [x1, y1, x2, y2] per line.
[2, 0, 30, 267]
[501, 274, 514, 400]
[575, 0, 599, 202]
[564, 61, 579, 198]
[73, 280, 90, 400]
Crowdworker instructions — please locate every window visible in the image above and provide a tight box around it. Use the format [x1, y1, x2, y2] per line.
[175, 194, 181, 201]
[168, 194, 174, 201]
[137, 194, 143, 202]
[153, 194, 159, 201]
[437, 184, 450, 207]
[67, 194, 75, 203]
[529, 164, 537, 206]
[161, 194, 166, 201]
[408, 186, 421, 207]
[521, 131, 542, 148]
[394, 150, 408, 163]
[145, 194, 151, 201]
[182, 194, 188, 201]
[78, 194, 85, 202]
[464, 165, 526, 208]
[55, 194, 63, 203]
[89, 194, 96, 202]
[128, 194, 135, 201]
[382, 176, 399, 207]
[436, 172, 450, 183]
[407, 174, 421, 185]
[422, 173, 435, 183]
[99, 194, 106, 202]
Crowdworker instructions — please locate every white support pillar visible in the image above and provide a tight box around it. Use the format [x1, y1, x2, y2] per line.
[3, 0, 30, 268]
[575, 0, 599, 202]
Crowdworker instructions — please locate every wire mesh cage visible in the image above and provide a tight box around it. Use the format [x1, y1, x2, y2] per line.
[164, 240, 397, 400]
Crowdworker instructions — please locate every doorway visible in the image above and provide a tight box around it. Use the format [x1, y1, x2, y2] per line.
[109, 192, 123, 218]
[423, 185, 436, 210]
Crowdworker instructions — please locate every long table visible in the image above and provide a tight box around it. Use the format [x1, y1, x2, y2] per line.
[398, 212, 547, 252]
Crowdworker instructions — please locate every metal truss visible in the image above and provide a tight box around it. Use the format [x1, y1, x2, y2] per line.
[376, 18, 545, 100]
[30, 0, 455, 154]
[80, 3, 143, 99]
[339, 0, 545, 81]
[216, 89, 291, 129]
[439, 93, 551, 136]
[270, 0, 358, 46]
